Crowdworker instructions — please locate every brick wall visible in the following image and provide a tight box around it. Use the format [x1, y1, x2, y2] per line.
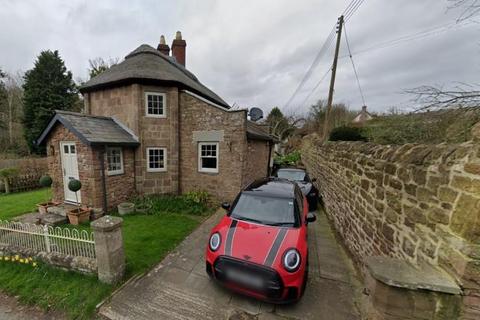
[47, 125, 135, 210]
[47, 125, 96, 207]
[242, 139, 271, 187]
[301, 134, 480, 319]
[179, 92, 248, 202]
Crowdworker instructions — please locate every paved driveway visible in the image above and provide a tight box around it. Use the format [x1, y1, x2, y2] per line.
[98, 209, 362, 320]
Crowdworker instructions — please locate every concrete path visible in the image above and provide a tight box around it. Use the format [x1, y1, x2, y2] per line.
[98, 209, 362, 320]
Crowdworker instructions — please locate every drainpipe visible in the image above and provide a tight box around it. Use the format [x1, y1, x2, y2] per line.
[267, 141, 273, 176]
[99, 146, 108, 214]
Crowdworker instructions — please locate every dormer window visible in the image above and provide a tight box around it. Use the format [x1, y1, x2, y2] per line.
[145, 92, 166, 118]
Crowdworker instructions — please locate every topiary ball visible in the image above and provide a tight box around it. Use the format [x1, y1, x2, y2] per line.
[39, 175, 53, 188]
[68, 179, 82, 192]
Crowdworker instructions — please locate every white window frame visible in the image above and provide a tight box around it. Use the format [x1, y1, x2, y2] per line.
[106, 147, 124, 176]
[198, 142, 219, 173]
[146, 147, 167, 172]
[145, 92, 167, 118]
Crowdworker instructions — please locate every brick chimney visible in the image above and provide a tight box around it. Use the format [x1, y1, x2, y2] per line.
[157, 35, 170, 56]
[171, 31, 186, 66]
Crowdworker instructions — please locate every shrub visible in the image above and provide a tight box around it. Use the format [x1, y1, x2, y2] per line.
[134, 193, 213, 216]
[39, 175, 53, 188]
[329, 126, 367, 142]
[274, 151, 302, 166]
[184, 190, 210, 205]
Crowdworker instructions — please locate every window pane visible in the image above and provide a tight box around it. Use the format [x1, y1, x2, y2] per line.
[64, 145, 69, 154]
[202, 157, 217, 169]
[70, 145, 76, 153]
[231, 194, 296, 226]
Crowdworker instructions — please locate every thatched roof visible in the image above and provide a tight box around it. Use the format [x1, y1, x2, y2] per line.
[80, 44, 229, 108]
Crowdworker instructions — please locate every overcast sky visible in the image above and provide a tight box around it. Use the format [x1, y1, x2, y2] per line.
[1, 0, 478, 114]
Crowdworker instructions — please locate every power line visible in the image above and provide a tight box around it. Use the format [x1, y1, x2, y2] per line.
[344, 0, 365, 21]
[345, 19, 474, 57]
[343, 23, 366, 106]
[283, 26, 336, 110]
[283, 0, 366, 112]
[299, 68, 332, 108]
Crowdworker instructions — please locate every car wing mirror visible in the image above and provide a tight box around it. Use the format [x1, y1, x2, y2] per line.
[306, 212, 316, 224]
[221, 202, 231, 211]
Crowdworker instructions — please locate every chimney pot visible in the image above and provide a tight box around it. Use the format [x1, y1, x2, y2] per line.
[157, 35, 170, 56]
[171, 31, 187, 66]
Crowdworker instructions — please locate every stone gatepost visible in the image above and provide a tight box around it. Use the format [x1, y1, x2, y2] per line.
[92, 216, 125, 284]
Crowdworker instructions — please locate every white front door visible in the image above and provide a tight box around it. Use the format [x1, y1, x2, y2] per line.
[60, 142, 81, 203]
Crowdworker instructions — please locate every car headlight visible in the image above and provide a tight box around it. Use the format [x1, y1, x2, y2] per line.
[209, 233, 221, 252]
[283, 249, 301, 272]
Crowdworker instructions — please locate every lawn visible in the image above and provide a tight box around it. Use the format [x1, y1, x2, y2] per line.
[0, 188, 51, 220]
[0, 189, 210, 319]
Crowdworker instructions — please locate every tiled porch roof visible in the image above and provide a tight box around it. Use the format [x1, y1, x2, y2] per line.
[36, 110, 140, 147]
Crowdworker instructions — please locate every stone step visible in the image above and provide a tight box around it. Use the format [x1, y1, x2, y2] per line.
[41, 214, 69, 226]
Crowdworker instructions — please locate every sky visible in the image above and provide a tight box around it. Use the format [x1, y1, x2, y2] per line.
[0, 0, 478, 115]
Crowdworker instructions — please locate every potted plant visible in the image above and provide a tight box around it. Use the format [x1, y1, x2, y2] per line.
[36, 175, 59, 214]
[66, 179, 91, 225]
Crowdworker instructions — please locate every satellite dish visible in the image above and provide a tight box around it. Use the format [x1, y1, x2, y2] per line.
[249, 107, 264, 122]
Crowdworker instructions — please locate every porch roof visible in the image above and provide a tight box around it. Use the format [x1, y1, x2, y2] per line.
[246, 121, 278, 143]
[36, 111, 140, 147]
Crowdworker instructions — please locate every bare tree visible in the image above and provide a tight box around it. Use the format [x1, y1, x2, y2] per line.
[88, 57, 120, 79]
[406, 83, 480, 111]
[448, 0, 480, 22]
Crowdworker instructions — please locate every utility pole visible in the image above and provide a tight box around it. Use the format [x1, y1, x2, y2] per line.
[323, 15, 344, 141]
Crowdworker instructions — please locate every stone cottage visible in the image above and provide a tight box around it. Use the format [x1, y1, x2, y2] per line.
[37, 32, 275, 213]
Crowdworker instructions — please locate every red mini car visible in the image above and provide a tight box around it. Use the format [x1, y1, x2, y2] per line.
[205, 177, 316, 303]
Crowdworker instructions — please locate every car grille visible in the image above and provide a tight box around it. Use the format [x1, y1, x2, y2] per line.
[214, 256, 283, 299]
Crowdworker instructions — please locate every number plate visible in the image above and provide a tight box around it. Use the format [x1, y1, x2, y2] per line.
[226, 268, 264, 289]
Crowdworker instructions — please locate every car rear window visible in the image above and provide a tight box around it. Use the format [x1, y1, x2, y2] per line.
[230, 193, 299, 227]
[276, 170, 306, 181]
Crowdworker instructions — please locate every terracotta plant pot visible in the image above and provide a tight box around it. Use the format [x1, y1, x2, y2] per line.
[36, 201, 60, 215]
[67, 207, 91, 225]
[117, 202, 135, 216]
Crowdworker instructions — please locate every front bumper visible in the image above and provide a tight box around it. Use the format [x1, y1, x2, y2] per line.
[207, 256, 301, 304]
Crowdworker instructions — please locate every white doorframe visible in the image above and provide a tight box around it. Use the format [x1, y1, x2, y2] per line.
[59, 141, 81, 204]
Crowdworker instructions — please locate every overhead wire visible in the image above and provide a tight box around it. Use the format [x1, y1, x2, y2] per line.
[343, 23, 366, 106]
[344, 19, 474, 58]
[283, 26, 336, 111]
[283, 0, 366, 112]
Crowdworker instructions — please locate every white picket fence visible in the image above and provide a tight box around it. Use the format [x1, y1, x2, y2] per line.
[0, 220, 96, 259]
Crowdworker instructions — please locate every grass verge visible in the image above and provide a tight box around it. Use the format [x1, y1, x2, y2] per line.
[0, 190, 209, 319]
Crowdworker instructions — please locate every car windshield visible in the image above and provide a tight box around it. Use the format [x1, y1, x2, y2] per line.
[277, 170, 306, 181]
[230, 193, 298, 227]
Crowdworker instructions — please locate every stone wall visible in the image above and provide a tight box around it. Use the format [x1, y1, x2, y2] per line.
[86, 84, 180, 196]
[242, 139, 271, 187]
[301, 134, 480, 319]
[179, 92, 248, 202]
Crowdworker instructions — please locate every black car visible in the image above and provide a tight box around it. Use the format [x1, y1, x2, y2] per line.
[274, 168, 319, 211]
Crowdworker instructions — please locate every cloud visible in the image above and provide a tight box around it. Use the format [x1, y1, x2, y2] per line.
[0, 0, 477, 114]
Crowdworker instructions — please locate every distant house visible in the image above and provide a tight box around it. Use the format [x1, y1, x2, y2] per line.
[352, 105, 373, 125]
[37, 32, 275, 213]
